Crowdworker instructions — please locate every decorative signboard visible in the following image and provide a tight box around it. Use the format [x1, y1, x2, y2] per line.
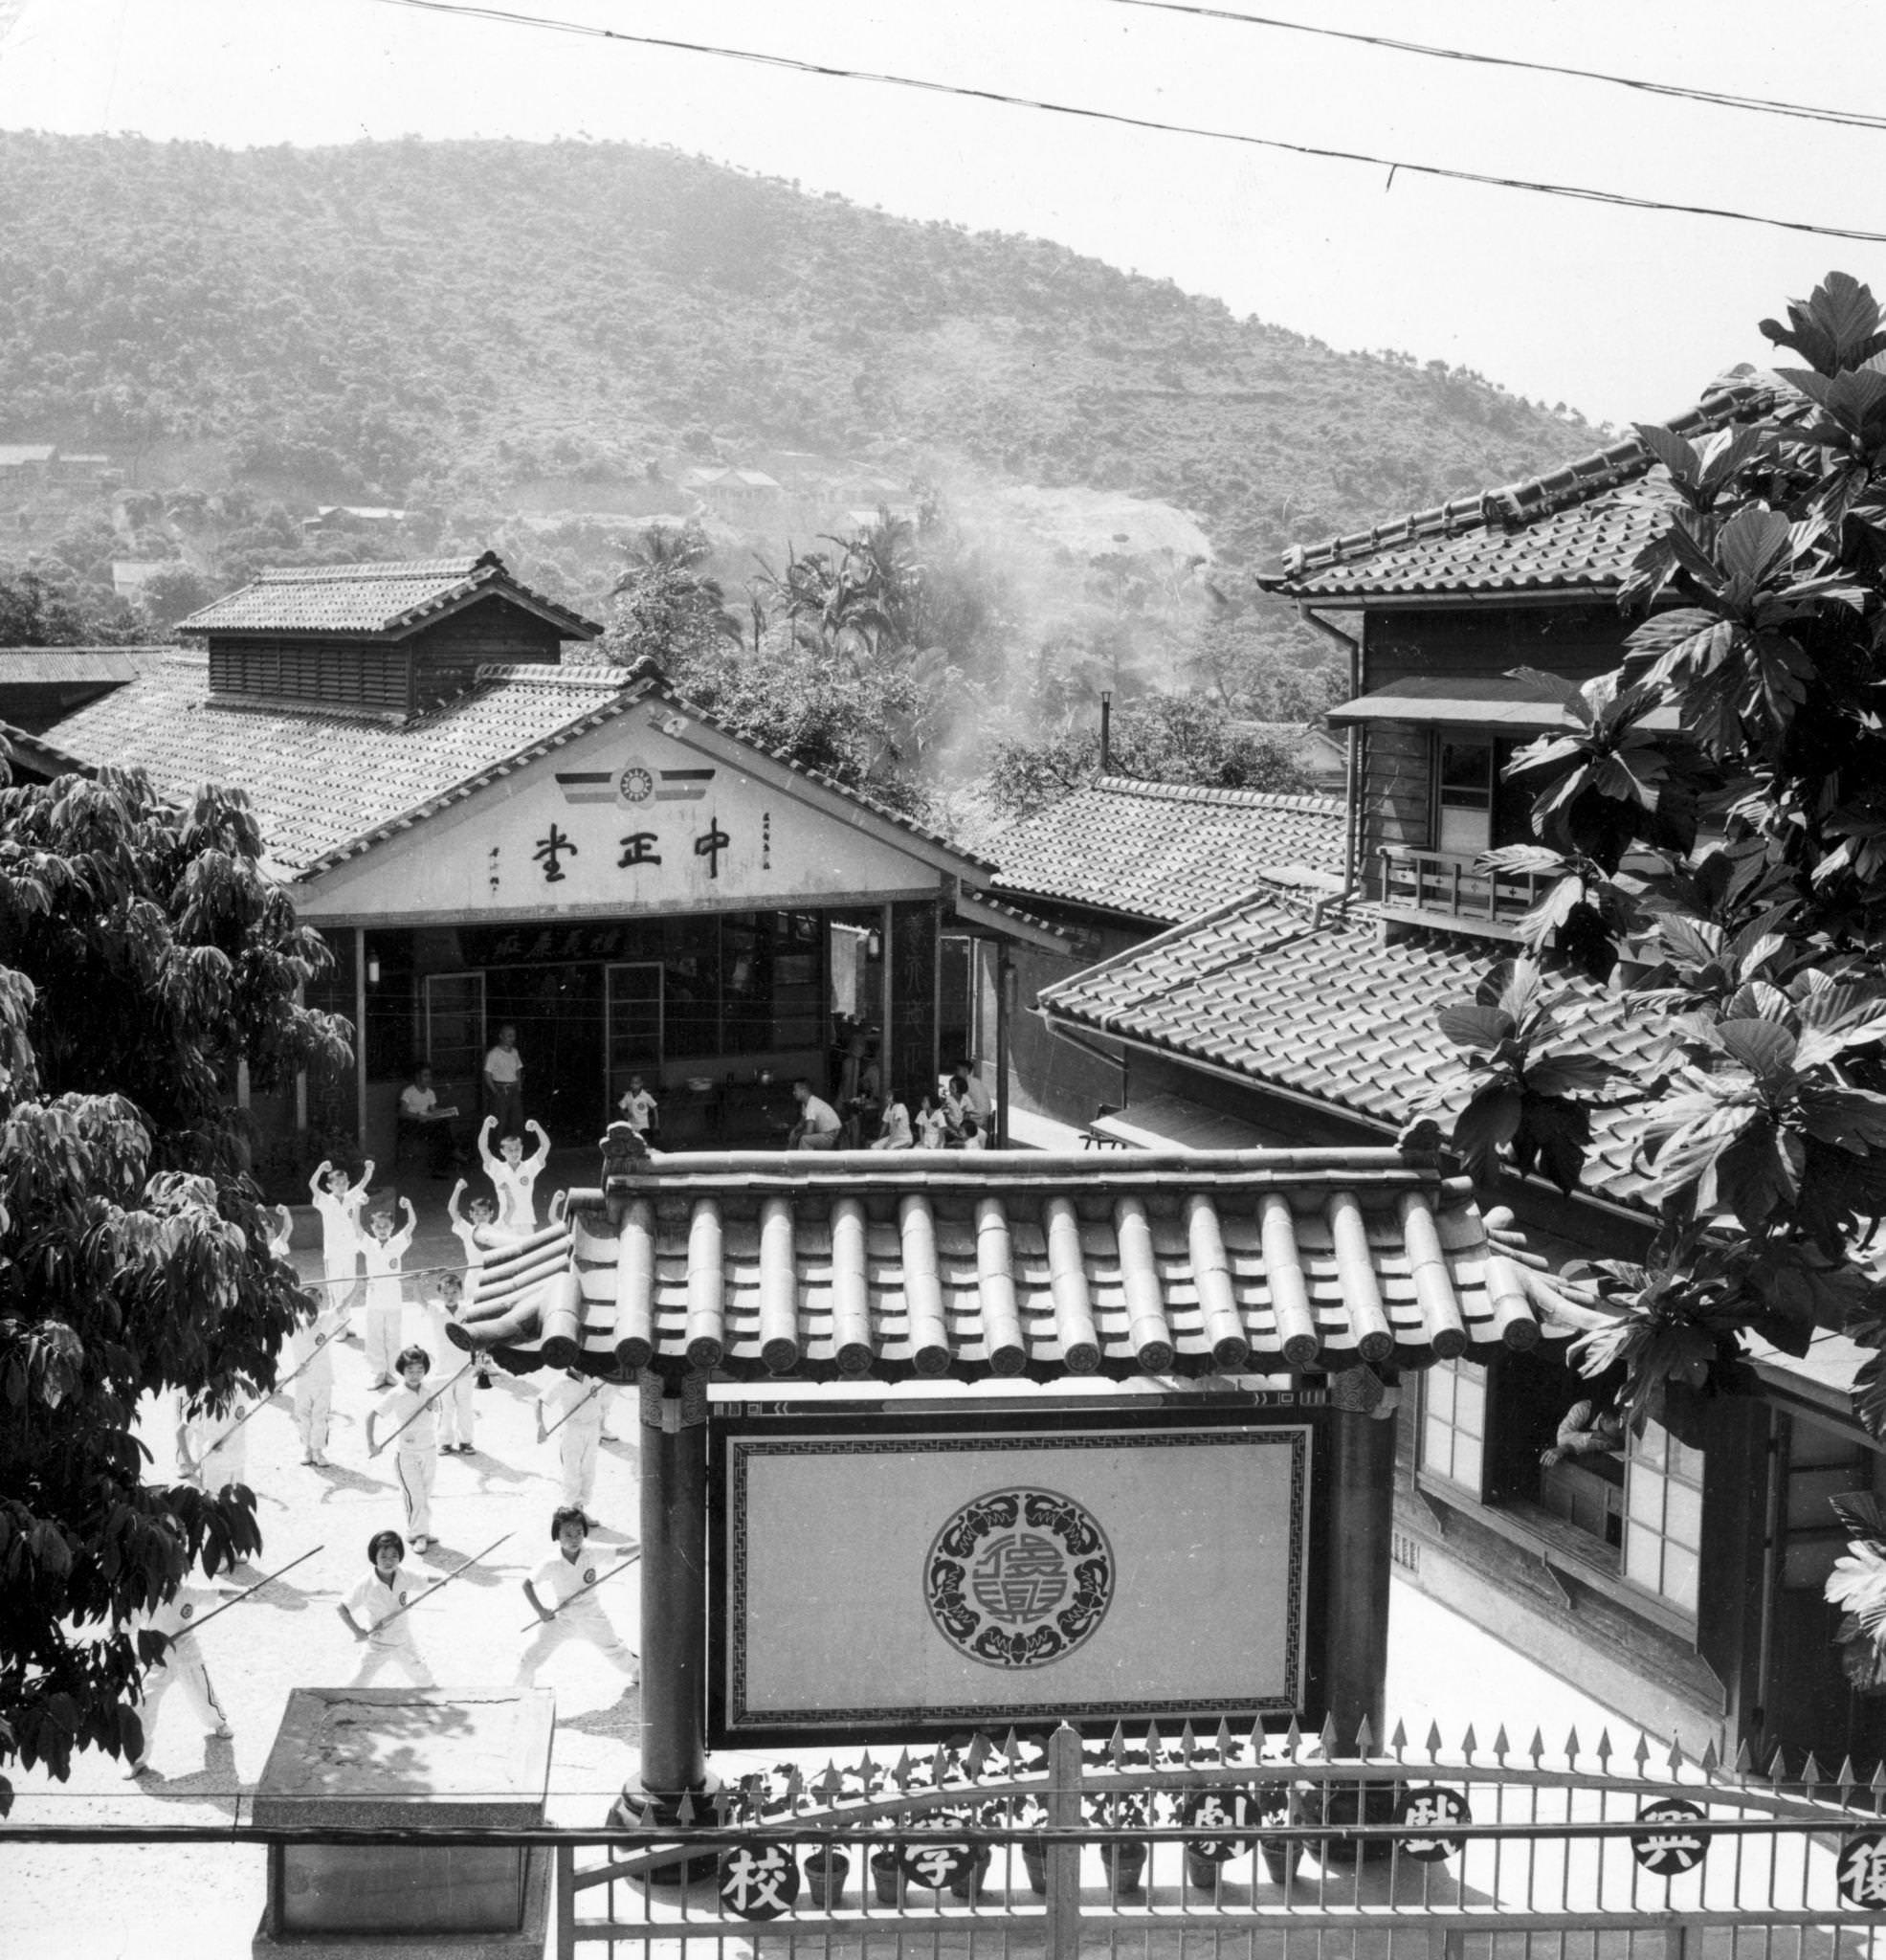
[709, 1398, 1319, 1747]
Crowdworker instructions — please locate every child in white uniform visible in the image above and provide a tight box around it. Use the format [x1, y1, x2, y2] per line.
[123, 1576, 238, 1775]
[516, 1506, 639, 1690]
[339, 1529, 437, 1687]
[359, 1196, 416, 1388]
[449, 1181, 514, 1392]
[479, 1115, 552, 1233]
[309, 1157, 373, 1326]
[176, 1391, 249, 1495]
[272, 1206, 339, 1466]
[425, 1273, 477, 1454]
[367, 1347, 440, 1548]
[536, 1369, 605, 1513]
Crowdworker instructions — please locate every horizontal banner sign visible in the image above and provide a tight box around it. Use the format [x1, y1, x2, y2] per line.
[710, 1406, 1313, 1745]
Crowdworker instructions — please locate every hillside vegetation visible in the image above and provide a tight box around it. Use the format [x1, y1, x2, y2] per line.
[0, 134, 1599, 568]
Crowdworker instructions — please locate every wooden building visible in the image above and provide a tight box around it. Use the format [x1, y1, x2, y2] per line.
[1029, 379, 1886, 1774]
[41, 552, 1053, 1168]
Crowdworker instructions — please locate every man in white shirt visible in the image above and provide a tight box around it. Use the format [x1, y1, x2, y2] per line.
[482, 1023, 525, 1140]
[399, 1064, 465, 1174]
[788, 1078, 842, 1151]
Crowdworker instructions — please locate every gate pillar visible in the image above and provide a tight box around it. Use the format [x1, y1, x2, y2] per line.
[1324, 1397, 1395, 1748]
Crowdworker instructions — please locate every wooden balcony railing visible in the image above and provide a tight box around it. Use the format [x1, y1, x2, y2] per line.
[1378, 847, 1549, 936]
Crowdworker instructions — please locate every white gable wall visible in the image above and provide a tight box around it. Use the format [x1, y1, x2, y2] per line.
[295, 698, 953, 924]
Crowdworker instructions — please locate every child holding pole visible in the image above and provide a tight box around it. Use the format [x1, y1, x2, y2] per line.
[339, 1529, 437, 1687]
[516, 1506, 638, 1690]
[425, 1272, 477, 1454]
[536, 1367, 606, 1515]
[274, 1205, 339, 1467]
[366, 1346, 441, 1550]
[309, 1157, 373, 1327]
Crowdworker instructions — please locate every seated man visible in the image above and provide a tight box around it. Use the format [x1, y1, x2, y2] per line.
[788, 1077, 842, 1151]
[398, 1064, 465, 1175]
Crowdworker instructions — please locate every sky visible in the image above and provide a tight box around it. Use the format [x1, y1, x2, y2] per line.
[1, 0, 1883, 429]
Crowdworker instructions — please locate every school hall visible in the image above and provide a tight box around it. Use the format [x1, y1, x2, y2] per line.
[38, 552, 1055, 1171]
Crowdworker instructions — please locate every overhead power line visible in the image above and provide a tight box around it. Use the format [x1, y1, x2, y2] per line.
[364, 0, 1886, 246]
[1102, 0, 1886, 135]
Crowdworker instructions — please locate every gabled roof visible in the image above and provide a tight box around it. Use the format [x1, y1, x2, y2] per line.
[1262, 379, 1785, 605]
[453, 1145, 1542, 1384]
[43, 651, 991, 882]
[1, 719, 96, 782]
[177, 550, 601, 641]
[1035, 891, 1661, 1214]
[990, 776, 1345, 925]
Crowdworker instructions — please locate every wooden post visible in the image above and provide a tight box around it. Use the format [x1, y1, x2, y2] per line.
[1324, 1402, 1395, 1751]
[352, 926, 368, 1153]
[994, 947, 1011, 1149]
[554, 1842, 575, 1960]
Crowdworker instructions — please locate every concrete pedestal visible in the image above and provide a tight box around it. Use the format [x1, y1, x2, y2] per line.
[251, 1687, 553, 1957]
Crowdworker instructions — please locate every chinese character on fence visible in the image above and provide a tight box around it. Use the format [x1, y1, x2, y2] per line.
[720, 1841, 799, 1920]
[1839, 1833, 1886, 1908]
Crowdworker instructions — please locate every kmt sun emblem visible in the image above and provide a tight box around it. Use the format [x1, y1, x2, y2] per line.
[925, 1488, 1114, 1669]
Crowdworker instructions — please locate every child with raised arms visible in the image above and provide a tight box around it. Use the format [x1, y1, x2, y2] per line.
[309, 1156, 373, 1328]
[478, 1115, 552, 1233]
[359, 1194, 416, 1389]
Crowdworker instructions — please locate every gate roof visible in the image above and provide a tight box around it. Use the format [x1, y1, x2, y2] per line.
[458, 1146, 1542, 1385]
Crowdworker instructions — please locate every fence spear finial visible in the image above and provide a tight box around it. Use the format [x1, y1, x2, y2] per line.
[1179, 1719, 1197, 1763]
[1766, 1745, 1788, 1791]
[1214, 1718, 1235, 1763]
[1002, 1728, 1024, 1773]
[1354, 1714, 1374, 1758]
[893, 1749, 913, 1792]
[1632, 1733, 1652, 1775]
[1699, 1739, 1720, 1777]
[1424, 1721, 1443, 1762]
[1391, 1719, 1409, 1762]
[1838, 1755, 1857, 1799]
[1320, 1713, 1340, 1759]
[1596, 1729, 1612, 1771]
[1564, 1726, 1581, 1769]
[965, 1733, 991, 1779]
[1529, 1728, 1546, 1768]
[1800, 1749, 1823, 1794]
[1459, 1724, 1476, 1764]
[1733, 1738, 1753, 1783]
[857, 1749, 879, 1792]
[677, 1793, 698, 1826]
[1108, 1722, 1127, 1768]
[1146, 1719, 1165, 1763]
[1284, 1716, 1303, 1760]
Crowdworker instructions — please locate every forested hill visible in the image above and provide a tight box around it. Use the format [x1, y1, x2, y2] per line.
[0, 132, 1596, 564]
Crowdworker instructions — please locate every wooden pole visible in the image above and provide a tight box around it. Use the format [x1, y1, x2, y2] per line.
[1324, 1402, 1394, 1753]
[994, 946, 1011, 1149]
[353, 926, 368, 1153]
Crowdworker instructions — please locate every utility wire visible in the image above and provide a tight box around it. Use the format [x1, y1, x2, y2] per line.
[363, 0, 1886, 245]
[1101, 0, 1886, 136]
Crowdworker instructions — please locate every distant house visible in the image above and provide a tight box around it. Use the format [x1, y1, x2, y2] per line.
[679, 466, 783, 522]
[1231, 718, 1348, 794]
[305, 505, 409, 532]
[112, 561, 173, 600]
[51, 452, 114, 487]
[0, 443, 56, 481]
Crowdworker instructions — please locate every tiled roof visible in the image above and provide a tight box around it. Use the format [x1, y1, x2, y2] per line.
[1263, 380, 1787, 604]
[46, 653, 650, 874]
[0, 649, 145, 685]
[450, 1146, 1542, 1384]
[177, 550, 601, 640]
[1, 719, 97, 781]
[1036, 892, 1663, 1213]
[44, 651, 992, 882]
[990, 776, 1346, 924]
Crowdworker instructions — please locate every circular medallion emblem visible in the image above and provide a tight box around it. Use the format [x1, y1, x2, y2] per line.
[583, 1567, 597, 1586]
[925, 1488, 1113, 1669]
[179, 1603, 193, 1621]
[617, 763, 655, 805]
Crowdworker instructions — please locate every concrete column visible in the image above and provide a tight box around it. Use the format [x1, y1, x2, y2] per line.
[634, 1370, 710, 1805]
[1324, 1401, 1395, 1751]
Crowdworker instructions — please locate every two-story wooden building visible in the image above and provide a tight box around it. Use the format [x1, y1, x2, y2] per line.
[38, 552, 1056, 1170]
[1030, 378, 1886, 1775]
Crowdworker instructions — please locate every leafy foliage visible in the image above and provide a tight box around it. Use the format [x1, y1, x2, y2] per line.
[985, 694, 1318, 819]
[0, 763, 349, 1805]
[1430, 276, 1886, 1471]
